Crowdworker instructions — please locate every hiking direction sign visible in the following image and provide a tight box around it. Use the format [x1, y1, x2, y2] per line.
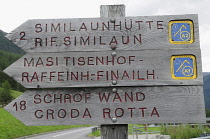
[5, 14, 200, 53]
[3, 50, 203, 88]
[4, 9, 206, 125]
[4, 14, 203, 88]
[4, 86, 206, 126]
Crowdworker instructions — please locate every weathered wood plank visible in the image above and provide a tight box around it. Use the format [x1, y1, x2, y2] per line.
[6, 14, 200, 52]
[3, 49, 203, 88]
[4, 86, 206, 126]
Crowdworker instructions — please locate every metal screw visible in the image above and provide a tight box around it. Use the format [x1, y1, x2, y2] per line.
[110, 18, 116, 23]
[112, 80, 117, 85]
[112, 88, 117, 93]
[111, 44, 117, 50]
[111, 117, 117, 123]
[111, 52, 117, 57]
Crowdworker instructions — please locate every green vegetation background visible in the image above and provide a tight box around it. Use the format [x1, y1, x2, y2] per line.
[0, 50, 25, 92]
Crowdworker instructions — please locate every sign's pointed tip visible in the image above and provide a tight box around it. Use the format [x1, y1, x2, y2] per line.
[5, 33, 13, 41]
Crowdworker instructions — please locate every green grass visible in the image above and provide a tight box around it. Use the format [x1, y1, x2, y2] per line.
[0, 87, 23, 100]
[160, 124, 209, 139]
[88, 130, 101, 137]
[10, 90, 22, 98]
[0, 108, 90, 139]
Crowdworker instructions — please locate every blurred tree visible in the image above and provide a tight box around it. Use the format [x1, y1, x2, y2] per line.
[206, 108, 210, 117]
[0, 80, 13, 103]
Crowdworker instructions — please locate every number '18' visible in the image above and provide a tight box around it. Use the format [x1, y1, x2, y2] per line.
[13, 101, 27, 111]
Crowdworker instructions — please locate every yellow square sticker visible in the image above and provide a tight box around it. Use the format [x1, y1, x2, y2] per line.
[171, 55, 197, 80]
[169, 20, 194, 44]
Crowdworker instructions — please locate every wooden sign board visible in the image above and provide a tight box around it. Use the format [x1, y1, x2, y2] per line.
[4, 86, 206, 126]
[3, 49, 203, 88]
[6, 14, 200, 52]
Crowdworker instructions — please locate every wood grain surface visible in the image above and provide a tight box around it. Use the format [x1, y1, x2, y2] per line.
[101, 124, 128, 139]
[100, 5, 125, 17]
[6, 14, 199, 52]
[4, 86, 206, 126]
[4, 5, 205, 127]
[4, 49, 203, 88]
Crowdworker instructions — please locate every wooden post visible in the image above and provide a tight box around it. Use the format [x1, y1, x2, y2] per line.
[101, 124, 128, 139]
[100, 4, 125, 17]
[100, 4, 128, 139]
[145, 124, 148, 139]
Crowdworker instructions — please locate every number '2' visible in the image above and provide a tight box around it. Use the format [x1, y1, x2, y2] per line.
[20, 32, 26, 40]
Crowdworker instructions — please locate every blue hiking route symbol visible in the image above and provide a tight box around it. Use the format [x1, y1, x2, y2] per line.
[169, 21, 194, 44]
[171, 55, 197, 80]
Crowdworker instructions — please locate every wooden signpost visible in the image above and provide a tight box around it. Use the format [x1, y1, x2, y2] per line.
[4, 86, 205, 126]
[4, 4, 206, 139]
[4, 49, 203, 88]
[6, 15, 200, 53]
